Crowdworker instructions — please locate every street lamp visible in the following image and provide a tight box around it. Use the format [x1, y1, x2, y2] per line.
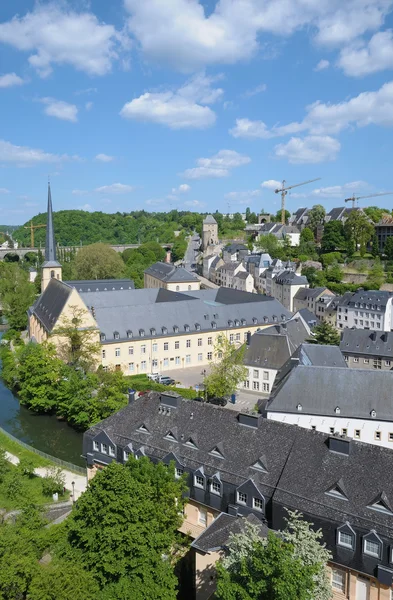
[71, 481, 75, 504]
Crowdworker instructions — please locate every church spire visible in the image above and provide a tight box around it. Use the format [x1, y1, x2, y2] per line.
[45, 181, 57, 262]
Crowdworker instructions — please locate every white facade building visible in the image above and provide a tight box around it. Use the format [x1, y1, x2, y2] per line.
[336, 290, 393, 332]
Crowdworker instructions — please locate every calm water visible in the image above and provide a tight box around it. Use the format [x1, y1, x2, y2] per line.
[0, 337, 84, 466]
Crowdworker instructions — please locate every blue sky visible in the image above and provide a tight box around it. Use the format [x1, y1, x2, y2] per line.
[1, 0, 393, 224]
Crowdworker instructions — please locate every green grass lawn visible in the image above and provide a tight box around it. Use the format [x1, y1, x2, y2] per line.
[0, 465, 70, 512]
[0, 430, 52, 468]
[126, 374, 196, 400]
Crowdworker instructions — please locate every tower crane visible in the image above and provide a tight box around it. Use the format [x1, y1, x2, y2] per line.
[275, 178, 321, 225]
[344, 192, 393, 209]
[24, 221, 46, 248]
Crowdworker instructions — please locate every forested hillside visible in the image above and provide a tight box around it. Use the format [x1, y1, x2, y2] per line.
[13, 209, 247, 247]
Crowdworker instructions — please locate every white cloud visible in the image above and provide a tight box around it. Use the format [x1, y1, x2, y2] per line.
[230, 118, 272, 139]
[72, 189, 89, 196]
[311, 181, 368, 197]
[0, 188, 10, 194]
[0, 72, 25, 88]
[75, 87, 98, 96]
[338, 31, 393, 76]
[120, 72, 221, 129]
[0, 139, 79, 167]
[274, 136, 341, 164]
[0, 4, 127, 77]
[242, 83, 267, 97]
[85, 101, 93, 111]
[124, 0, 391, 71]
[314, 59, 330, 71]
[225, 189, 261, 199]
[261, 180, 282, 190]
[95, 183, 135, 194]
[146, 198, 164, 206]
[172, 184, 191, 194]
[181, 149, 251, 179]
[184, 200, 206, 207]
[40, 97, 78, 122]
[95, 153, 114, 162]
[78, 204, 93, 211]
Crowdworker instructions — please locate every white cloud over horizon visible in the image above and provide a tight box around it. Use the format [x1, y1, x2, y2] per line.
[95, 153, 114, 162]
[0, 139, 80, 167]
[95, 183, 135, 194]
[274, 136, 341, 164]
[0, 72, 25, 88]
[39, 97, 78, 122]
[181, 149, 251, 179]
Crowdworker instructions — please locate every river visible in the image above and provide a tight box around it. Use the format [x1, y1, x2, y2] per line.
[0, 349, 84, 466]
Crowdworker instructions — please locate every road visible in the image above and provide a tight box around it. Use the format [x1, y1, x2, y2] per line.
[183, 234, 200, 271]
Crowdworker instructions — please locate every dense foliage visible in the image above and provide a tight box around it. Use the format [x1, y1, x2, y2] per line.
[205, 335, 247, 399]
[0, 263, 36, 330]
[308, 322, 341, 346]
[0, 459, 186, 599]
[73, 243, 126, 280]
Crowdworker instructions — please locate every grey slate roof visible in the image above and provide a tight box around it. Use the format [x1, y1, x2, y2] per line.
[191, 513, 267, 553]
[274, 270, 308, 286]
[144, 262, 199, 283]
[244, 316, 310, 370]
[217, 261, 241, 273]
[339, 289, 393, 310]
[234, 271, 250, 280]
[267, 365, 393, 421]
[297, 343, 347, 367]
[297, 308, 319, 328]
[65, 279, 135, 293]
[203, 215, 217, 224]
[294, 286, 328, 301]
[340, 329, 393, 359]
[224, 243, 247, 253]
[31, 278, 72, 332]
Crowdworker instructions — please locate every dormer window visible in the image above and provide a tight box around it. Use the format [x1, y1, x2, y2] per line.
[234, 319, 240, 326]
[337, 523, 356, 550]
[211, 321, 217, 329]
[150, 328, 156, 336]
[139, 329, 145, 337]
[185, 437, 198, 449]
[194, 467, 205, 489]
[370, 409, 376, 418]
[204, 314, 208, 320]
[228, 320, 233, 327]
[263, 316, 268, 323]
[162, 327, 168, 334]
[253, 317, 258, 324]
[297, 403, 302, 411]
[326, 480, 348, 501]
[114, 331, 120, 340]
[210, 473, 221, 496]
[281, 314, 286, 321]
[173, 326, 179, 333]
[335, 407, 341, 414]
[363, 532, 382, 558]
[138, 423, 149, 434]
[209, 445, 224, 459]
[368, 492, 393, 515]
[273, 315, 278, 322]
[251, 456, 268, 473]
[213, 313, 218, 319]
[241, 319, 246, 326]
[127, 330, 133, 338]
[195, 323, 201, 331]
[164, 430, 177, 442]
[184, 324, 190, 332]
[100, 333, 106, 341]
[237, 491, 247, 505]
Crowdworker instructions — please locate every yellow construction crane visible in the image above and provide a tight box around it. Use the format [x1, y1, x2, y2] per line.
[344, 192, 393, 209]
[275, 178, 321, 225]
[24, 221, 46, 248]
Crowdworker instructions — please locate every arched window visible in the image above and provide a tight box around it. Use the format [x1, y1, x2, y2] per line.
[50, 270, 55, 278]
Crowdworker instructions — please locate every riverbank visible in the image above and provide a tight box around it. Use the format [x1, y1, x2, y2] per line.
[0, 430, 51, 468]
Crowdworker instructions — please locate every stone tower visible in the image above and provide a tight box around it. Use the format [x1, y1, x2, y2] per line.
[41, 182, 62, 293]
[202, 214, 218, 251]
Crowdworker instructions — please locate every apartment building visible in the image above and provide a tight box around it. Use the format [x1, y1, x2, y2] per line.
[215, 261, 246, 288]
[270, 270, 309, 311]
[232, 270, 254, 293]
[340, 329, 393, 370]
[222, 243, 248, 263]
[144, 261, 200, 291]
[84, 392, 393, 600]
[337, 289, 393, 331]
[293, 286, 334, 313]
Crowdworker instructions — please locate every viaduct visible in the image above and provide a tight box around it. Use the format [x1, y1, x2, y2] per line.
[0, 243, 173, 261]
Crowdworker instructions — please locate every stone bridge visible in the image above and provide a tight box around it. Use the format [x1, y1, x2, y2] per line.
[0, 243, 173, 261]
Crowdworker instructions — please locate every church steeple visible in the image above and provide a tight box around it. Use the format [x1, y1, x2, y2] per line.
[41, 181, 62, 293]
[45, 181, 57, 262]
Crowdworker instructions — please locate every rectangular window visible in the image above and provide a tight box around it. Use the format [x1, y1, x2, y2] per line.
[389, 433, 393, 442]
[186, 354, 191, 364]
[253, 497, 263, 511]
[253, 381, 259, 391]
[93, 441, 99, 451]
[141, 345, 146, 354]
[253, 369, 259, 378]
[332, 569, 345, 592]
[237, 491, 247, 505]
[354, 429, 361, 439]
[141, 360, 147, 370]
[128, 362, 134, 372]
[244, 380, 249, 389]
[263, 371, 269, 380]
[244, 332, 248, 341]
[338, 531, 353, 549]
[123, 450, 131, 461]
[175, 356, 180, 365]
[152, 358, 158, 368]
[128, 346, 133, 355]
[198, 353, 203, 361]
[186, 339, 191, 348]
[341, 428, 347, 436]
[115, 347, 120, 357]
[353, 357, 359, 363]
[263, 383, 270, 392]
[109, 445, 115, 457]
[364, 358, 369, 364]
[163, 342, 169, 351]
[211, 481, 221, 495]
[101, 443, 108, 454]
[375, 431, 381, 441]
[344, 355, 348, 362]
[194, 475, 204, 488]
[329, 427, 335, 434]
[208, 337, 213, 345]
[175, 467, 183, 479]
[152, 343, 158, 352]
[198, 338, 202, 346]
[102, 349, 106, 359]
[175, 341, 179, 350]
[230, 334, 234, 343]
[198, 507, 207, 526]
[364, 539, 380, 557]
[386, 360, 391, 366]
[236, 333, 241, 341]
[207, 352, 213, 360]
[163, 358, 169, 367]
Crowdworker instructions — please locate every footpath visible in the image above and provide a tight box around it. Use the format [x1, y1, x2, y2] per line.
[4, 451, 87, 501]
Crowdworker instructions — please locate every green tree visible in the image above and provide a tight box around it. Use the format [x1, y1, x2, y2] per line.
[308, 322, 340, 346]
[366, 258, 384, 289]
[363, 206, 391, 224]
[216, 531, 318, 600]
[41, 467, 66, 497]
[29, 561, 100, 600]
[384, 236, 393, 260]
[51, 305, 100, 371]
[301, 267, 327, 288]
[171, 235, 188, 262]
[0, 448, 9, 482]
[257, 233, 283, 258]
[344, 211, 374, 257]
[325, 263, 343, 284]
[321, 221, 345, 253]
[300, 228, 314, 243]
[308, 204, 326, 233]
[62, 458, 186, 598]
[74, 243, 125, 280]
[17, 343, 63, 412]
[273, 210, 291, 223]
[205, 335, 247, 399]
[17, 457, 36, 478]
[0, 262, 36, 330]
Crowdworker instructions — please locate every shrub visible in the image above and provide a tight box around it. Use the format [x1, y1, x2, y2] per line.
[41, 467, 65, 497]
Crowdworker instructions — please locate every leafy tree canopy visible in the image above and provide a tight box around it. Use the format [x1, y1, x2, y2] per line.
[73, 243, 125, 280]
[205, 335, 247, 398]
[0, 262, 36, 330]
[321, 221, 346, 253]
[308, 321, 340, 346]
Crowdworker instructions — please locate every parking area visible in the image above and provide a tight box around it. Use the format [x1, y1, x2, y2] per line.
[165, 366, 264, 412]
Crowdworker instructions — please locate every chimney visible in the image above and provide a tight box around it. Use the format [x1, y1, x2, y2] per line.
[160, 392, 180, 409]
[327, 434, 351, 456]
[128, 388, 135, 403]
[165, 250, 171, 263]
[246, 331, 251, 346]
[238, 413, 261, 428]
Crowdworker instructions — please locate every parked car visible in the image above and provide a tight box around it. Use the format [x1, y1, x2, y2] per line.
[160, 377, 175, 386]
[147, 373, 160, 381]
[207, 396, 228, 407]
